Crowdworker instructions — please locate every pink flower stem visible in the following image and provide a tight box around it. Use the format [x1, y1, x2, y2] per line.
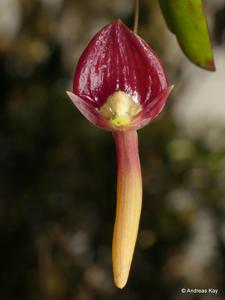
[112, 129, 142, 288]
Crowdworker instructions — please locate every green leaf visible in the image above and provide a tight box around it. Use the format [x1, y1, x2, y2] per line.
[159, 0, 215, 71]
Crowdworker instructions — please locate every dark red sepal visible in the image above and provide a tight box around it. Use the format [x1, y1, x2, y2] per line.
[68, 20, 171, 130]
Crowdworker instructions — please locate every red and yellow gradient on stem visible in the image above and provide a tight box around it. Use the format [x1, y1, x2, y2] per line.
[67, 19, 173, 288]
[112, 130, 142, 288]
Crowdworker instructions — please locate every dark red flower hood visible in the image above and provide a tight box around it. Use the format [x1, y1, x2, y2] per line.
[67, 20, 172, 131]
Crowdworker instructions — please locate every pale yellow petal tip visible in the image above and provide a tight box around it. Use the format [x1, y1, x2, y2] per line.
[114, 274, 128, 289]
[66, 90, 73, 97]
[169, 85, 175, 93]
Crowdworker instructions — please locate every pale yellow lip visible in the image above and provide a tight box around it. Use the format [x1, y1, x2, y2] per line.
[112, 129, 142, 288]
[100, 91, 142, 129]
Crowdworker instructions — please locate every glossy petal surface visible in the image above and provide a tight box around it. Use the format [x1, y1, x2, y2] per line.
[73, 20, 168, 109]
[131, 86, 173, 130]
[66, 92, 110, 130]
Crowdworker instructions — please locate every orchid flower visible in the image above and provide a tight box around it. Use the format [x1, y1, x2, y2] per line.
[67, 20, 173, 288]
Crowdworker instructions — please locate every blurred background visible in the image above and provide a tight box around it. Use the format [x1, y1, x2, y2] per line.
[1, 0, 225, 299]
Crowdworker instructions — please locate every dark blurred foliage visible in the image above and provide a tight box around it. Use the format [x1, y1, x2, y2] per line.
[0, 1, 225, 300]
